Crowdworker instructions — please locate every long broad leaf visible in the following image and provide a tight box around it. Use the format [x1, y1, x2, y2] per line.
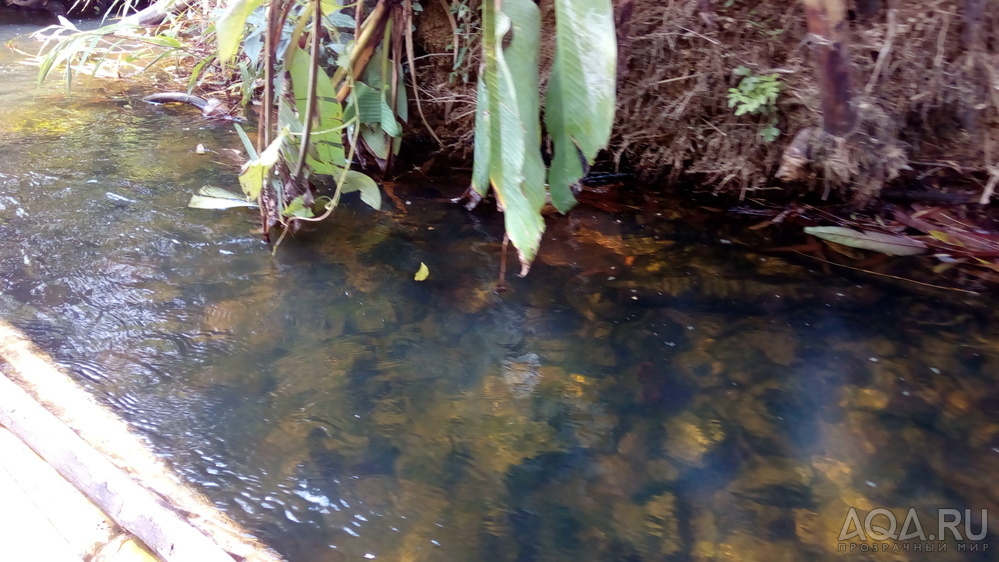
[344, 81, 383, 124]
[216, 0, 265, 64]
[189, 194, 259, 209]
[503, 0, 545, 213]
[239, 132, 285, 201]
[288, 46, 346, 176]
[475, 0, 545, 273]
[340, 170, 382, 210]
[804, 226, 928, 256]
[189, 185, 257, 209]
[544, 0, 616, 212]
[470, 68, 492, 197]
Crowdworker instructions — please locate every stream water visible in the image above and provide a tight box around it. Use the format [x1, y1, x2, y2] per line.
[3, 12, 999, 561]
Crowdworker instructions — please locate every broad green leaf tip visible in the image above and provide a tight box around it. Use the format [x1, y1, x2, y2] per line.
[216, 0, 265, 64]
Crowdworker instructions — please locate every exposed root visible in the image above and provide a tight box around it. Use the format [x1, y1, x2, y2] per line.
[779, 102, 907, 204]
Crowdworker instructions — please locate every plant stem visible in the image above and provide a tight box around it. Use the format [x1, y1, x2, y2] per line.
[292, 0, 323, 183]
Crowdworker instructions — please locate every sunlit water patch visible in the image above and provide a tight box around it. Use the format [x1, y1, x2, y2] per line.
[3, 15, 999, 562]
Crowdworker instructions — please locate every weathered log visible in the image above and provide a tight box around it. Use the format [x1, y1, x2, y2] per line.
[0, 320, 284, 562]
[120, 0, 189, 26]
[142, 92, 209, 110]
[0, 373, 235, 562]
[142, 92, 228, 118]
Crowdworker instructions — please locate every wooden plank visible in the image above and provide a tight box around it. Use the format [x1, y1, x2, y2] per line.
[0, 427, 118, 558]
[0, 458, 82, 562]
[0, 320, 284, 562]
[0, 373, 237, 562]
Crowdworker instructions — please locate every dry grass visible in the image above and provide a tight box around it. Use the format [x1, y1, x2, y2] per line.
[414, 0, 999, 200]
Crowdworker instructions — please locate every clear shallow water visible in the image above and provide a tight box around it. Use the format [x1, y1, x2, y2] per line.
[3, 14, 999, 561]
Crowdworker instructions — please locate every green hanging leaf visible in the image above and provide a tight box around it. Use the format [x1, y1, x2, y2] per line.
[344, 81, 384, 124]
[472, 0, 545, 274]
[283, 195, 316, 218]
[233, 124, 258, 160]
[320, 0, 355, 26]
[470, 71, 492, 197]
[360, 124, 391, 160]
[288, 46, 346, 176]
[239, 132, 284, 200]
[216, 0, 265, 64]
[340, 170, 382, 210]
[327, 12, 356, 27]
[503, 0, 545, 212]
[545, 0, 616, 212]
[804, 226, 928, 256]
[393, 63, 409, 122]
[380, 90, 402, 137]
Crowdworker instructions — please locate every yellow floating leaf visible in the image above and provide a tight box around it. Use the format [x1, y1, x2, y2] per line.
[929, 230, 966, 247]
[414, 262, 430, 281]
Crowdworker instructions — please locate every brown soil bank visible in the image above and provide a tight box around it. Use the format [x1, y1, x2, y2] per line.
[414, 0, 999, 202]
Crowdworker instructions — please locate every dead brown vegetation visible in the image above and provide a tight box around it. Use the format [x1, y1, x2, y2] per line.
[413, 0, 999, 202]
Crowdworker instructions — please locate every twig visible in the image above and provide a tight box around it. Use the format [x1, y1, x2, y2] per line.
[675, 25, 721, 46]
[292, 0, 322, 183]
[979, 166, 999, 205]
[933, 13, 949, 69]
[436, 0, 460, 71]
[656, 72, 705, 85]
[497, 234, 509, 292]
[385, 13, 403, 177]
[700, 118, 727, 137]
[932, 11, 949, 105]
[258, 0, 294, 154]
[791, 251, 981, 295]
[271, 117, 363, 255]
[910, 160, 981, 172]
[258, 4, 274, 154]
[409, 52, 456, 61]
[864, 7, 895, 95]
[404, 0, 444, 145]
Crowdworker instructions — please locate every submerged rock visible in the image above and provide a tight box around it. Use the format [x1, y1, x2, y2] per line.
[500, 353, 542, 398]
